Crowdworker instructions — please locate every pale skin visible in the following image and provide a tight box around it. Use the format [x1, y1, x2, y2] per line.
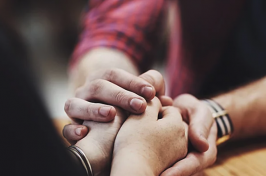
[111, 98, 188, 176]
[64, 47, 266, 176]
[72, 98, 188, 176]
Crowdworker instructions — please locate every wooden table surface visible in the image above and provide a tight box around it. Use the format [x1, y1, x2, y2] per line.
[53, 119, 266, 176]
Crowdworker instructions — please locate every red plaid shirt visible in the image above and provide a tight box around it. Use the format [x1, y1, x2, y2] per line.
[72, 0, 246, 98]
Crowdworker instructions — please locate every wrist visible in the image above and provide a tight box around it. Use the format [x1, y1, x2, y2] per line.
[111, 148, 157, 176]
[201, 99, 233, 145]
[68, 145, 93, 176]
[75, 142, 106, 176]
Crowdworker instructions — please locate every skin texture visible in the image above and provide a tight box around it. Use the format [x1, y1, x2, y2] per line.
[160, 94, 217, 176]
[64, 48, 173, 143]
[213, 76, 266, 139]
[63, 48, 212, 176]
[162, 76, 266, 175]
[110, 98, 188, 176]
[75, 107, 126, 176]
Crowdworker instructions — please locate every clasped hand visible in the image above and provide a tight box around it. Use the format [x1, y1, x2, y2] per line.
[63, 68, 217, 176]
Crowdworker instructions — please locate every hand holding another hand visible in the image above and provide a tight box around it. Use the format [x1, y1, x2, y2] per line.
[111, 97, 188, 176]
[161, 94, 217, 176]
[74, 107, 126, 176]
[63, 69, 172, 144]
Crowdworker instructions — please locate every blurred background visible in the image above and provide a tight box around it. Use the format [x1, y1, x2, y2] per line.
[0, 0, 87, 118]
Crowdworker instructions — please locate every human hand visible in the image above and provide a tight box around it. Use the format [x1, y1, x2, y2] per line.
[161, 123, 217, 176]
[63, 69, 172, 144]
[161, 94, 217, 176]
[75, 107, 126, 176]
[110, 97, 188, 176]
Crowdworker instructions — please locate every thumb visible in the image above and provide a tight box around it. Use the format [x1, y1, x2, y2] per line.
[188, 107, 212, 152]
[63, 124, 88, 144]
[173, 94, 213, 152]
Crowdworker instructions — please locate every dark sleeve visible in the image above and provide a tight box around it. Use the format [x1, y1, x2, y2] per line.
[0, 24, 87, 176]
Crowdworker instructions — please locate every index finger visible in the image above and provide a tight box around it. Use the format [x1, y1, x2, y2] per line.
[88, 68, 156, 100]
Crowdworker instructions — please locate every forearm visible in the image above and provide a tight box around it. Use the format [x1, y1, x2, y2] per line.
[70, 47, 139, 91]
[212, 77, 266, 139]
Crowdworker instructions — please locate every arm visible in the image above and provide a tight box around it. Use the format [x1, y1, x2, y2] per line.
[70, 0, 165, 90]
[70, 48, 138, 91]
[162, 77, 266, 176]
[63, 0, 169, 141]
[213, 76, 266, 139]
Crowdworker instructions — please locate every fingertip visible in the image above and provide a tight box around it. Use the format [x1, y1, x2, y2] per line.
[63, 124, 88, 143]
[80, 126, 89, 136]
[141, 86, 156, 100]
[150, 97, 162, 109]
[75, 126, 89, 137]
[108, 106, 117, 119]
[129, 98, 147, 114]
[139, 99, 148, 113]
[98, 106, 117, 122]
[159, 96, 173, 106]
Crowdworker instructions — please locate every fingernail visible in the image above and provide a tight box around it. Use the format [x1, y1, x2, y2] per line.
[75, 127, 82, 136]
[130, 98, 144, 111]
[99, 107, 111, 117]
[141, 86, 153, 98]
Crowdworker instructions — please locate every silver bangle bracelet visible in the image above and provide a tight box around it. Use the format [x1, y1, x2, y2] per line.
[68, 145, 94, 176]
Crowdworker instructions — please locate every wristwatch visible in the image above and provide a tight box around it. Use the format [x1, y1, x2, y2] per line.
[202, 99, 234, 145]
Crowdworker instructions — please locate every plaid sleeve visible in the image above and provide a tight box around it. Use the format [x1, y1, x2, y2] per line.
[70, 0, 164, 68]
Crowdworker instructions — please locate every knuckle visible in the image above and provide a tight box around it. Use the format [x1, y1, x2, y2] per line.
[128, 77, 138, 91]
[85, 104, 94, 116]
[89, 79, 103, 97]
[114, 90, 127, 104]
[102, 68, 117, 81]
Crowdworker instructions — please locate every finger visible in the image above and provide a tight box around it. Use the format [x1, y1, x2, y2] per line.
[159, 95, 173, 106]
[131, 97, 162, 121]
[88, 68, 156, 100]
[161, 124, 217, 176]
[139, 70, 165, 96]
[63, 124, 89, 145]
[76, 79, 147, 114]
[188, 106, 213, 152]
[64, 98, 116, 122]
[160, 106, 182, 121]
[174, 94, 213, 152]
